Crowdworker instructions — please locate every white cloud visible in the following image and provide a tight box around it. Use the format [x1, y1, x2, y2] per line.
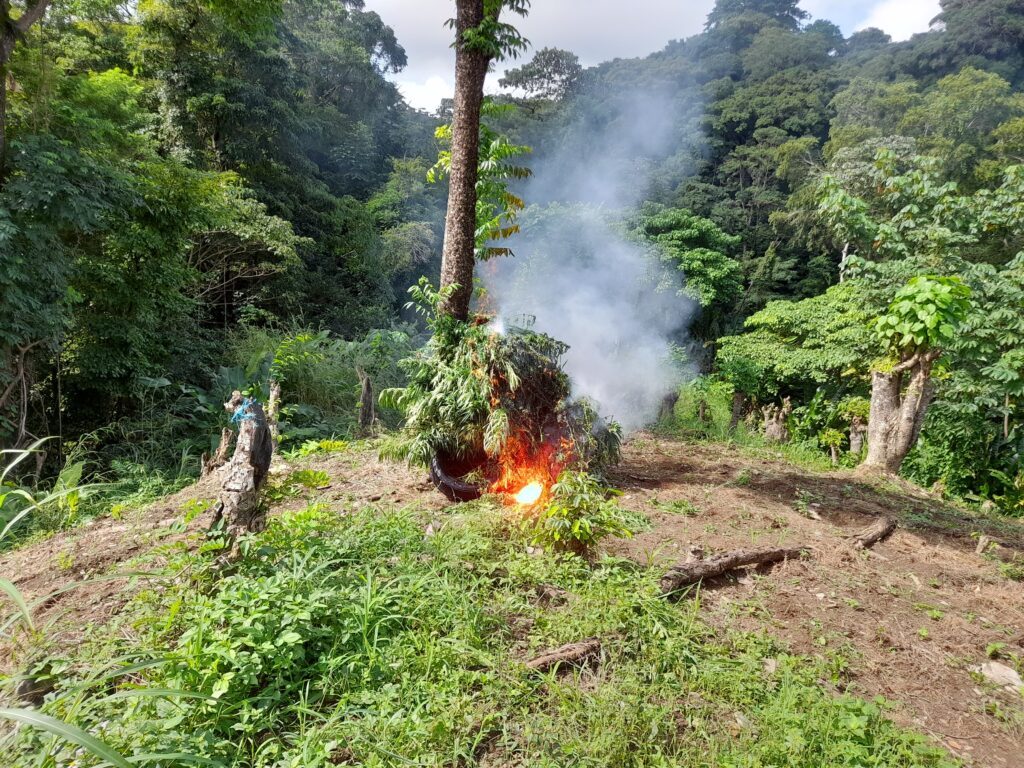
[394, 75, 453, 113]
[856, 0, 941, 41]
[365, 1, 946, 109]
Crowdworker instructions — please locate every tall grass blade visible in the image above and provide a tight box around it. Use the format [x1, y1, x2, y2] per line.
[0, 577, 34, 631]
[0, 707, 133, 768]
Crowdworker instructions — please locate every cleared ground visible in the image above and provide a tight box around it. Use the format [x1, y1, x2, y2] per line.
[2, 435, 1022, 766]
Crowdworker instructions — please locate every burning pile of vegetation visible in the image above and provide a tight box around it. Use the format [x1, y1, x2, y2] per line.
[380, 282, 620, 504]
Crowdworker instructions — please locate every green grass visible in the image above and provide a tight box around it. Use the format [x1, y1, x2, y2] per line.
[1, 500, 957, 767]
[658, 384, 836, 474]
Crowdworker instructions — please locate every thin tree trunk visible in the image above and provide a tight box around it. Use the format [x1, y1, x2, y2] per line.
[729, 391, 745, 432]
[438, 0, 494, 321]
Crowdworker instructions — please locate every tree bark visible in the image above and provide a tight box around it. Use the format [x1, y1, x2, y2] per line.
[862, 353, 937, 475]
[438, 0, 495, 321]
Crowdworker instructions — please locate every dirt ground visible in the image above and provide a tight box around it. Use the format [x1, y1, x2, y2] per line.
[2, 435, 1023, 766]
[605, 435, 1024, 768]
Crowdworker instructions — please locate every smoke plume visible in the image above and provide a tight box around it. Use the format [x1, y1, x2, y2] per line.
[484, 86, 703, 432]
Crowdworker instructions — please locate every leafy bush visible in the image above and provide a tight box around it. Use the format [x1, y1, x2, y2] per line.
[529, 471, 635, 555]
[381, 280, 620, 479]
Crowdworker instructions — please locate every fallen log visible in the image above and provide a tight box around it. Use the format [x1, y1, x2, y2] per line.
[525, 637, 601, 673]
[848, 517, 896, 550]
[660, 546, 808, 595]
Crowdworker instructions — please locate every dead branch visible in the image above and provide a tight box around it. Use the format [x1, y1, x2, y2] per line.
[525, 637, 601, 673]
[660, 546, 808, 594]
[848, 517, 896, 550]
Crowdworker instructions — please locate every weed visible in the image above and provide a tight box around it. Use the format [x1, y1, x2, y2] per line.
[55, 551, 75, 572]
[999, 560, 1024, 581]
[650, 497, 701, 516]
[289, 439, 350, 459]
[528, 471, 636, 555]
[914, 603, 945, 621]
[265, 469, 331, 502]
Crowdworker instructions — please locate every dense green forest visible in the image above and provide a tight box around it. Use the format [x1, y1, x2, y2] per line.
[2, 0, 1023, 525]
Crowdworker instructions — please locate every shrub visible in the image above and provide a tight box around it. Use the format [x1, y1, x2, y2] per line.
[529, 470, 635, 555]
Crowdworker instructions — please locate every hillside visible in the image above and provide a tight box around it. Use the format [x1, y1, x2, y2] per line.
[2, 436, 1022, 766]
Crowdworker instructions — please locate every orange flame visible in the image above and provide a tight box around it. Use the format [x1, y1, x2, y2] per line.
[514, 481, 544, 506]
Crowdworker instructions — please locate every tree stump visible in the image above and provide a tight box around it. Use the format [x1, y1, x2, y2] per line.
[211, 391, 273, 552]
[762, 398, 792, 444]
[658, 391, 679, 422]
[849, 415, 867, 456]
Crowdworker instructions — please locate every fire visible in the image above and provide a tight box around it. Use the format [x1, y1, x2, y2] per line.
[514, 481, 544, 506]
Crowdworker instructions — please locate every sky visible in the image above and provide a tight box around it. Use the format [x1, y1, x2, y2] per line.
[362, 0, 942, 111]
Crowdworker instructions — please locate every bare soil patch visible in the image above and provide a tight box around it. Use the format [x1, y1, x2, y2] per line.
[606, 435, 1024, 768]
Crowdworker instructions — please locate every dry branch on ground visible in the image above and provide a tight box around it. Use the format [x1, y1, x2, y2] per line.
[849, 517, 896, 550]
[525, 638, 601, 673]
[660, 546, 809, 594]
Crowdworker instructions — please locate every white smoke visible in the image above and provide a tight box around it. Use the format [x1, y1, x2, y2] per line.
[484, 209, 695, 432]
[482, 87, 704, 432]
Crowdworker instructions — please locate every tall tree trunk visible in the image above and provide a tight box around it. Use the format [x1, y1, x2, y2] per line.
[438, 0, 494, 321]
[862, 353, 938, 475]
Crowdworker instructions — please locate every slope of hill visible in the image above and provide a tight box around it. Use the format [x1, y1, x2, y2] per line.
[2, 436, 1021, 767]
